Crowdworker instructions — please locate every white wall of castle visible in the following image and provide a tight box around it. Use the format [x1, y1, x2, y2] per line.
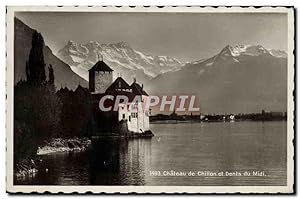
[118, 95, 150, 133]
[94, 71, 113, 93]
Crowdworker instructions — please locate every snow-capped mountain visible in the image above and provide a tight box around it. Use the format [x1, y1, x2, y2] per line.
[191, 44, 287, 65]
[219, 44, 287, 58]
[57, 40, 183, 83]
[149, 44, 287, 114]
[185, 44, 287, 72]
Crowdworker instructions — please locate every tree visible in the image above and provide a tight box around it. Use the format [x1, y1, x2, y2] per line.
[48, 64, 54, 84]
[56, 85, 92, 138]
[14, 31, 61, 166]
[48, 64, 55, 92]
[26, 31, 46, 85]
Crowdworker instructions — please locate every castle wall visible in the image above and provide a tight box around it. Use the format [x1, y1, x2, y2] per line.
[118, 97, 150, 133]
[94, 71, 112, 93]
[141, 96, 150, 131]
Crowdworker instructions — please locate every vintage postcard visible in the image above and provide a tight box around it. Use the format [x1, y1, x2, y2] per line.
[6, 6, 294, 194]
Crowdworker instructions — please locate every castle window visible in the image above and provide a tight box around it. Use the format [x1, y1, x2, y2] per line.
[122, 114, 125, 119]
[129, 116, 131, 122]
[131, 112, 138, 118]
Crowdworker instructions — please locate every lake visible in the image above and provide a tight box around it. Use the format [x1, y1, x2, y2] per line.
[15, 121, 287, 186]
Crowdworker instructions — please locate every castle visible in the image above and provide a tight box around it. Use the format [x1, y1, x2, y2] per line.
[89, 59, 152, 136]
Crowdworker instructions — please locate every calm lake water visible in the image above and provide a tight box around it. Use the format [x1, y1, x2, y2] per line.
[15, 121, 287, 186]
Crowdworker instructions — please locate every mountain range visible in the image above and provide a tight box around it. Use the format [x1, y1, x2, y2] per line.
[148, 44, 287, 113]
[14, 18, 287, 113]
[57, 40, 184, 83]
[14, 18, 87, 90]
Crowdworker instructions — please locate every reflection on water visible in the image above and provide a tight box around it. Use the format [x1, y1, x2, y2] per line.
[15, 121, 287, 186]
[89, 138, 151, 185]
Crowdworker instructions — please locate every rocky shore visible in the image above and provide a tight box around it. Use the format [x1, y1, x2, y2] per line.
[15, 137, 91, 179]
[37, 137, 91, 155]
[14, 159, 39, 179]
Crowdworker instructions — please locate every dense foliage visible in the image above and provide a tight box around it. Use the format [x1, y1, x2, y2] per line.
[14, 31, 92, 165]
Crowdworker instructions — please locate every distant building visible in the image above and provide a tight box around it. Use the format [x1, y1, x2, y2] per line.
[89, 60, 151, 135]
[229, 114, 235, 120]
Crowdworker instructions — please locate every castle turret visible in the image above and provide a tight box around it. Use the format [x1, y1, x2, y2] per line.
[89, 60, 113, 93]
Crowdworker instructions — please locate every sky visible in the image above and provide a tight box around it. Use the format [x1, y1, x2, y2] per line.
[15, 12, 287, 62]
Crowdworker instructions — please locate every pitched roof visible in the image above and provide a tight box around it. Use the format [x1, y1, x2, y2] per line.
[131, 82, 148, 96]
[92, 91, 139, 104]
[106, 77, 131, 92]
[89, 60, 113, 72]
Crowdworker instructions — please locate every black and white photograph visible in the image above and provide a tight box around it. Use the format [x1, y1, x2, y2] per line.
[5, 6, 294, 194]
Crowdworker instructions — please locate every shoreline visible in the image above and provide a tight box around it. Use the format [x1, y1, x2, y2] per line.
[15, 137, 92, 179]
[92, 130, 154, 140]
[37, 137, 92, 155]
[150, 119, 287, 124]
[15, 132, 153, 179]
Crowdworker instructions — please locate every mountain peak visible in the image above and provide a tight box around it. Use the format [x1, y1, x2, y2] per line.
[219, 45, 234, 56]
[67, 40, 77, 46]
[114, 41, 131, 48]
[87, 40, 100, 45]
[268, 49, 287, 58]
[57, 40, 183, 81]
[219, 44, 286, 58]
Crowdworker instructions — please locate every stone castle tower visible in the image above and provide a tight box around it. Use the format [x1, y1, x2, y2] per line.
[88, 60, 113, 93]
